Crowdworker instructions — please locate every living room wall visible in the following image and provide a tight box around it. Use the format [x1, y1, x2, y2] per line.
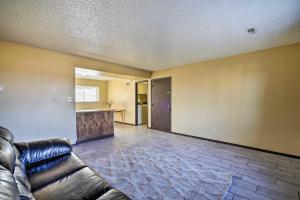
[0, 40, 150, 143]
[151, 43, 300, 156]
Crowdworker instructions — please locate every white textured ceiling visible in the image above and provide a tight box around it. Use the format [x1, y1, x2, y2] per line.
[0, 0, 300, 71]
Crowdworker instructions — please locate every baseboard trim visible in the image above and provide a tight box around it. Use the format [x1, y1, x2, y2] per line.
[75, 134, 114, 145]
[147, 127, 300, 159]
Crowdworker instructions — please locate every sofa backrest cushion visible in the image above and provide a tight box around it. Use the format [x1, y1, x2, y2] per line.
[15, 138, 72, 166]
[0, 137, 16, 173]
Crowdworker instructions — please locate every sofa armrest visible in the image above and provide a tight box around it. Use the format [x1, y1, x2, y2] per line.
[14, 138, 72, 166]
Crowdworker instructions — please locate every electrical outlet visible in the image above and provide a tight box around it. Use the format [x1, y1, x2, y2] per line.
[211, 126, 217, 132]
[0, 86, 4, 92]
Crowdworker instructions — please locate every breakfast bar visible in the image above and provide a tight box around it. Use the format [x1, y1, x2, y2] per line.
[76, 109, 114, 143]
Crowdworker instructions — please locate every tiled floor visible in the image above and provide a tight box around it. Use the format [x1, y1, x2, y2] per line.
[74, 123, 300, 200]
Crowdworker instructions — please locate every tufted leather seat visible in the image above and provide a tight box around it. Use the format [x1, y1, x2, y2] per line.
[0, 126, 130, 200]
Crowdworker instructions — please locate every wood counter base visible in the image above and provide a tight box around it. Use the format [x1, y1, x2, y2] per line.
[76, 110, 114, 143]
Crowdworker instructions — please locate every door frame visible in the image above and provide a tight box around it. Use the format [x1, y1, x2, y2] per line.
[135, 80, 148, 126]
[150, 76, 172, 132]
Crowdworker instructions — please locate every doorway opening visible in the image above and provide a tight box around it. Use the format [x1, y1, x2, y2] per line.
[135, 81, 148, 126]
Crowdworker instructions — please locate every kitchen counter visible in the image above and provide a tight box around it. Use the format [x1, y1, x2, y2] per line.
[76, 110, 114, 143]
[76, 109, 113, 113]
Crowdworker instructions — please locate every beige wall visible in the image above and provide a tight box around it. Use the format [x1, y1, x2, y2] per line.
[75, 78, 108, 110]
[107, 79, 136, 124]
[1, 39, 299, 155]
[151, 43, 300, 156]
[0, 40, 150, 143]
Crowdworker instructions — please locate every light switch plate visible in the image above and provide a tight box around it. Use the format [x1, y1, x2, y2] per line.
[0, 86, 4, 92]
[66, 97, 73, 102]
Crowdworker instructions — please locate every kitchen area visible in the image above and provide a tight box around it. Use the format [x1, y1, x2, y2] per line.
[136, 81, 148, 125]
[75, 67, 148, 143]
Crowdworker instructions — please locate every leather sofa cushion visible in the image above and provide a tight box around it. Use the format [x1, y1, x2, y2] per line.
[96, 189, 130, 200]
[15, 138, 72, 166]
[14, 157, 30, 189]
[0, 126, 14, 144]
[15, 177, 35, 200]
[13, 146, 34, 199]
[27, 152, 86, 191]
[0, 165, 20, 200]
[0, 137, 16, 173]
[33, 167, 113, 200]
[14, 159, 34, 200]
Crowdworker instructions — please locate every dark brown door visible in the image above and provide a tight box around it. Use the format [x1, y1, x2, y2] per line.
[151, 77, 171, 132]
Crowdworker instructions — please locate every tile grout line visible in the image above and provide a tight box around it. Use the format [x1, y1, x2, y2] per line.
[232, 194, 236, 200]
[249, 171, 259, 193]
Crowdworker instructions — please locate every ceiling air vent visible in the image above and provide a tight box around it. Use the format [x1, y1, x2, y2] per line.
[247, 28, 256, 34]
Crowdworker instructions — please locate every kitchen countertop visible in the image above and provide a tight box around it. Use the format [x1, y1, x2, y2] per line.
[76, 109, 126, 113]
[76, 109, 113, 113]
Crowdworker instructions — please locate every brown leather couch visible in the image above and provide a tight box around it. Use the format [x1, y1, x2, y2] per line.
[0, 126, 130, 200]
